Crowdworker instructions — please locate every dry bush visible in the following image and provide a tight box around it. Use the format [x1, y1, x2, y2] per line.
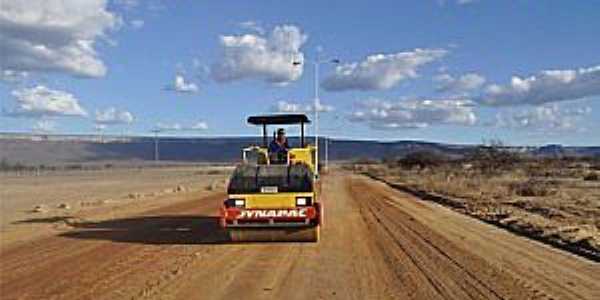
[206, 169, 224, 175]
[583, 172, 600, 181]
[354, 158, 380, 165]
[413, 169, 512, 202]
[466, 140, 522, 175]
[391, 150, 450, 170]
[509, 179, 558, 197]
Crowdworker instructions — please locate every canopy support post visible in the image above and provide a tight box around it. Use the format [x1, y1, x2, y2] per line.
[301, 121, 305, 148]
[262, 124, 267, 147]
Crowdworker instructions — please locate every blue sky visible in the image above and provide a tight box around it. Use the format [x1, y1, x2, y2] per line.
[1, 0, 599, 146]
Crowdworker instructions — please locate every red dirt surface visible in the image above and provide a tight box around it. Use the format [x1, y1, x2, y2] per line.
[1, 172, 598, 299]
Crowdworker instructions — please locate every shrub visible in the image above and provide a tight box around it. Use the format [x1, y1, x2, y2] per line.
[467, 139, 522, 174]
[509, 180, 557, 197]
[396, 150, 449, 170]
[0, 159, 32, 172]
[353, 158, 380, 165]
[583, 172, 599, 181]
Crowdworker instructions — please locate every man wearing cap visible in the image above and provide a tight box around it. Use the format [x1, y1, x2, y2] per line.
[269, 128, 289, 163]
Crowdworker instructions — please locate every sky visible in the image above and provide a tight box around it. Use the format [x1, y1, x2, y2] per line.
[1, 0, 599, 146]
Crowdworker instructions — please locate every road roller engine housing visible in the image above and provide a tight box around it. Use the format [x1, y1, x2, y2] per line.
[219, 114, 322, 242]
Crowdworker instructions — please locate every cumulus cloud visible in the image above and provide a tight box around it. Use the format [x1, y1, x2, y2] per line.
[435, 73, 486, 93]
[156, 121, 208, 131]
[95, 107, 134, 125]
[32, 120, 56, 132]
[211, 25, 307, 84]
[477, 65, 600, 106]
[95, 123, 107, 131]
[189, 121, 209, 130]
[0, 0, 120, 78]
[165, 75, 199, 93]
[114, 0, 139, 10]
[4, 85, 87, 118]
[239, 21, 265, 35]
[130, 19, 144, 29]
[493, 104, 591, 131]
[349, 98, 477, 130]
[321, 49, 447, 92]
[0, 69, 28, 83]
[272, 100, 334, 113]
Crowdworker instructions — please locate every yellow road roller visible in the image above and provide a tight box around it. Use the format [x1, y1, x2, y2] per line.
[219, 114, 322, 242]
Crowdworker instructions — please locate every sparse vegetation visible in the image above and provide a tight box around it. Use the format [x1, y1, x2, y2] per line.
[353, 157, 380, 165]
[508, 179, 558, 197]
[360, 140, 600, 259]
[0, 158, 220, 176]
[393, 150, 449, 170]
[465, 139, 522, 175]
[583, 172, 599, 181]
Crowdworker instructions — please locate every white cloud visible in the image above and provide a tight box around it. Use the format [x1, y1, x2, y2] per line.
[114, 0, 139, 10]
[189, 121, 209, 130]
[156, 121, 208, 131]
[477, 65, 600, 106]
[32, 120, 56, 132]
[211, 25, 307, 84]
[4, 85, 87, 118]
[239, 21, 265, 35]
[435, 72, 486, 93]
[0, 0, 120, 78]
[156, 123, 182, 131]
[130, 19, 144, 29]
[349, 98, 477, 130]
[165, 75, 199, 93]
[95, 123, 107, 131]
[272, 100, 334, 113]
[0, 69, 28, 83]
[493, 104, 591, 131]
[95, 107, 134, 125]
[438, 0, 478, 5]
[321, 49, 447, 91]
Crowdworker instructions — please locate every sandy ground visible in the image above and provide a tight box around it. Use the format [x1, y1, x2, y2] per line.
[0, 167, 230, 246]
[0, 171, 598, 299]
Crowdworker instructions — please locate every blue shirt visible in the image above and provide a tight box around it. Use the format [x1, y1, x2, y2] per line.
[269, 139, 289, 154]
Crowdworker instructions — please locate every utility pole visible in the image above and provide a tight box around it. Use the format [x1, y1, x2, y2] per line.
[96, 126, 105, 143]
[151, 129, 160, 162]
[321, 114, 346, 173]
[324, 135, 329, 172]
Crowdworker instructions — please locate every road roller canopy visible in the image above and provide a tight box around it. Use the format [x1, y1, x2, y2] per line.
[247, 114, 310, 125]
[247, 114, 311, 148]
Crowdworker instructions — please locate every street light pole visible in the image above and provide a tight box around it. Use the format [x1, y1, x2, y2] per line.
[313, 54, 320, 178]
[292, 49, 339, 178]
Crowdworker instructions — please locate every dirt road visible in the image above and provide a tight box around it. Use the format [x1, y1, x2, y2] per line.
[1, 173, 598, 299]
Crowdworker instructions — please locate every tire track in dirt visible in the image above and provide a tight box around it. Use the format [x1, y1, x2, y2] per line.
[1, 173, 598, 300]
[350, 175, 599, 300]
[350, 177, 573, 299]
[169, 174, 406, 300]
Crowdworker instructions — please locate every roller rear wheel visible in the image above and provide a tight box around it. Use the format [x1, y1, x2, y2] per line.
[228, 226, 319, 243]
